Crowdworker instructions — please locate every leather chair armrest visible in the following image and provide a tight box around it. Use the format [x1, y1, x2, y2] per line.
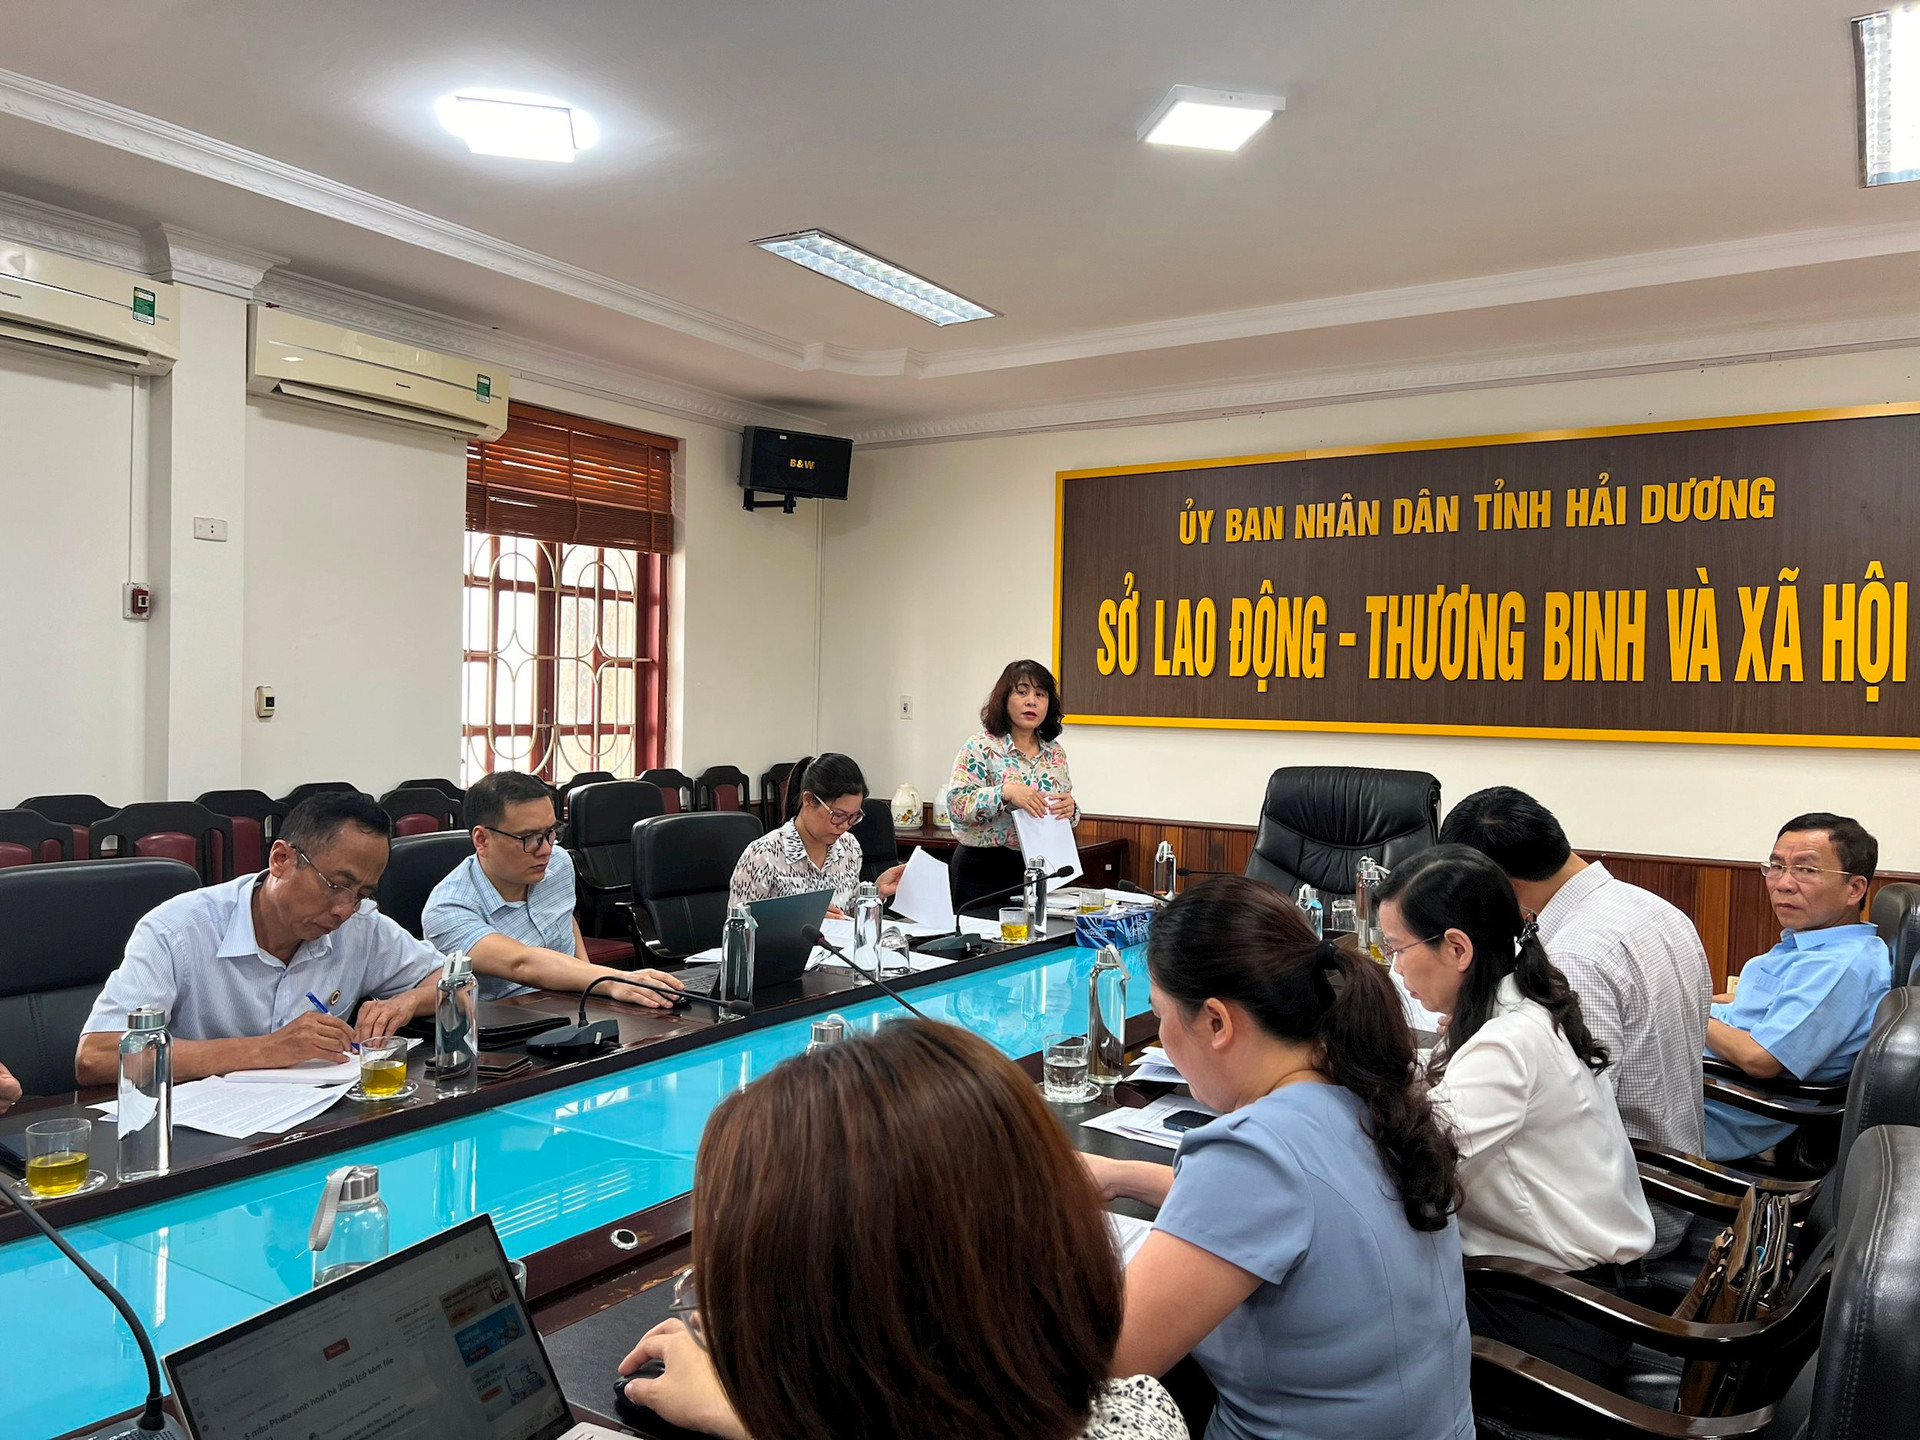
[1702, 1057, 1848, 1106]
[1632, 1142, 1823, 1206]
[1463, 1258, 1827, 1361]
[622, 902, 685, 965]
[1470, 1337, 1776, 1439]
[1700, 1073, 1844, 1122]
[1636, 1164, 1747, 1224]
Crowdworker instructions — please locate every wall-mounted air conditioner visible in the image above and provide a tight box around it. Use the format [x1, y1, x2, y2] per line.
[247, 307, 508, 440]
[0, 243, 180, 374]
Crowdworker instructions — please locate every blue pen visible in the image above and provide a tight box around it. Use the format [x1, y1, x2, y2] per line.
[307, 991, 360, 1053]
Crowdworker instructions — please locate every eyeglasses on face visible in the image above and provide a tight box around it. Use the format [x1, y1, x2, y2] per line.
[482, 824, 562, 854]
[1759, 861, 1854, 884]
[293, 846, 378, 906]
[667, 1267, 705, 1350]
[1379, 934, 1443, 967]
[808, 797, 863, 828]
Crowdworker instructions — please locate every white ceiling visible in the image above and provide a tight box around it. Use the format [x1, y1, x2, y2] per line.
[1, 0, 1917, 441]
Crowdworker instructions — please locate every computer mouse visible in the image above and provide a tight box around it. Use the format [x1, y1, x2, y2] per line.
[613, 1367, 667, 1429]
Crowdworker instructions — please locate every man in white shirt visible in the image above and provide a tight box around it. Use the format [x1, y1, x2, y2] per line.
[76, 793, 443, 1085]
[1440, 786, 1713, 1257]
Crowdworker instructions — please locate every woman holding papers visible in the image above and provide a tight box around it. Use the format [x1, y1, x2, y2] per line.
[618, 1020, 1189, 1440]
[1376, 846, 1654, 1382]
[945, 659, 1079, 910]
[727, 753, 903, 917]
[1083, 877, 1473, 1440]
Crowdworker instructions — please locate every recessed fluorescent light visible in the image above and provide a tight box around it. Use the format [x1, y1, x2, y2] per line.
[752, 230, 995, 326]
[435, 90, 599, 163]
[1857, 8, 1920, 185]
[1138, 85, 1285, 151]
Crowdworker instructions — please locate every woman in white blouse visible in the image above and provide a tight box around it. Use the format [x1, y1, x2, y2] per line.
[1376, 844, 1654, 1382]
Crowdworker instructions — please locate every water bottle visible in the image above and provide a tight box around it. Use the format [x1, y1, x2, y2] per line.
[1088, 944, 1128, 1092]
[719, 903, 756, 1017]
[1354, 857, 1388, 962]
[1022, 859, 1048, 939]
[1295, 884, 1324, 939]
[310, 1165, 389, 1286]
[807, 1014, 847, 1052]
[1153, 840, 1177, 900]
[851, 882, 889, 978]
[116, 1005, 172, 1182]
[435, 951, 478, 1095]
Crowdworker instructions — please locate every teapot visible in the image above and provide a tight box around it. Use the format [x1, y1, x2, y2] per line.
[889, 783, 921, 829]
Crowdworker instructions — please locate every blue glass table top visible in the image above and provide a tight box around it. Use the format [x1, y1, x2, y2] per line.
[0, 943, 1150, 1437]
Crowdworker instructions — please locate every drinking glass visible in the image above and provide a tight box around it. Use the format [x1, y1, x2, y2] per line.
[1328, 899, 1359, 935]
[356, 1038, 413, 1099]
[25, 1118, 92, 1198]
[999, 907, 1030, 943]
[1042, 1033, 1095, 1103]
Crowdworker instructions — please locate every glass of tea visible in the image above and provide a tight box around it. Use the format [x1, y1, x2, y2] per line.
[354, 1038, 413, 1100]
[25, 1118, 92, 1198]
[999, 907, 1029, 944]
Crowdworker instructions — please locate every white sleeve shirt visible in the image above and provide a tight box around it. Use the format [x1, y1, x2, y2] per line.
[1430, 976, 1656, 1271]
[82, 873, 442, 1043]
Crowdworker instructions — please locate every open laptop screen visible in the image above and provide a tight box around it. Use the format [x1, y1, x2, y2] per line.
[166, 1215, 573, 1440]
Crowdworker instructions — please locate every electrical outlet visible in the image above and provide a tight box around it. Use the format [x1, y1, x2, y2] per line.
[897, 695, 913, 720]
[192, 516, 229, 542]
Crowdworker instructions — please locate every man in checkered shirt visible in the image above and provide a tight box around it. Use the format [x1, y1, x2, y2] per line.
[1442, 787, 1713, 1257]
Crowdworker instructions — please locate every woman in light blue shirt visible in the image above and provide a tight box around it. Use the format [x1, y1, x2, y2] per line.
[1085, 876, 1473, 1440]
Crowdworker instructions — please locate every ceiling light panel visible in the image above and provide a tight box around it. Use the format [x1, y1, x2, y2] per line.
[437, 92, 598, 163]
[1139, 85, 1285, 151]
[1858, 7, 1920, 186]
[752, 231, 995, 326]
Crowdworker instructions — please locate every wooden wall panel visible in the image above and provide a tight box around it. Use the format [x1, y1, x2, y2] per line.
[1082, 812, 1912, 994]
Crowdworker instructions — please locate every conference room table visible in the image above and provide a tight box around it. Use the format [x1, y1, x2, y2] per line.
[0, 924, 1175, 1438]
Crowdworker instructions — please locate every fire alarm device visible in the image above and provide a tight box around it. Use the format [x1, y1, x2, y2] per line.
[254, 686, 276, 719]
[122, 582, 152, 620]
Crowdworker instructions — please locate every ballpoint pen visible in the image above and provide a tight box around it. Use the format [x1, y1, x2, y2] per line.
[307, 991, 361, 1053]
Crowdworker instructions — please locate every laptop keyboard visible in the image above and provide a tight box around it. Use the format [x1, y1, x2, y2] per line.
[674, 963, 721, 996]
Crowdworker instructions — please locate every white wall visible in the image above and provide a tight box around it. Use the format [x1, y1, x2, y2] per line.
[820, 347, 1920, 869]
[241, 398, 466, 796]
[0, 347, 146, 805]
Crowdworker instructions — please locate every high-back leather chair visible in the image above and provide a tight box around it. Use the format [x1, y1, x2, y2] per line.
[850, 797, 900, 882]
[628, 812, 764, 960]
[279, 781, 366, 810]
[18, 793, 114, 860]
[92, 802, 234, 885]
[640, 768, 695, 815]
[195, 789, 288, 874]
[556, 771, 616, 818]
[1244, 766, 1440, 897]
[374, 831, 475, 940]
[378, 785, 462, 837]
[1871, 882, 1920, 987]
[694, 765, 751, 813]
[567, 780, 665, 937]
[0, 809, 73, 868]
[0, 858, 199, 1094]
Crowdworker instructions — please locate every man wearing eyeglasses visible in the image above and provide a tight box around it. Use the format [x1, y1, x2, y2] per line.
[76, 792, 444, 1085]
[1702, 812, 1892, 1161]
[422, 770, 684, 1008]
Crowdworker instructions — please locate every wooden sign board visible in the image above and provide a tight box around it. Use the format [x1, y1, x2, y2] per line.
[1053, 405, 1920, 748]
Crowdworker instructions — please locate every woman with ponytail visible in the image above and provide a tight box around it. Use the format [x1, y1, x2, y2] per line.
[1376, 845, 1654, 1380]
[1083, 875, 1472, 1440]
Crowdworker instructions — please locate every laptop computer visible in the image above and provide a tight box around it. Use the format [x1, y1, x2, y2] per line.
[165, 1215, 621, 1440]
[675, 887, 834, 996]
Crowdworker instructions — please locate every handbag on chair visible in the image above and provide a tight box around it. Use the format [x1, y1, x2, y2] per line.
[1671, 1186, 1796, 1414]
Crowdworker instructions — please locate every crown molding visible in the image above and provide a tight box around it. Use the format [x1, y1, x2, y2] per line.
[141, 223, 286, 298]
[0, 188, 148, 269]
[847, 312, 1920, 446]
[7, 68, 1920, 384]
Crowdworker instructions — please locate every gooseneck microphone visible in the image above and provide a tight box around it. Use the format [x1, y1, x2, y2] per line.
[0, 1182, 187, 1437]
[802, 926, 930, 1021]
[530, 973, 751, 1060]
[602, 976, 754, 1017]
[1113, 880, 1170, 905]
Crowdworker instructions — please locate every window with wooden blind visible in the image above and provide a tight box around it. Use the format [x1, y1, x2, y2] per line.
[461, 404, 676, 784]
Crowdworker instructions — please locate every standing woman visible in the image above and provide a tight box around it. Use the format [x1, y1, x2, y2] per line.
[946, 659, 1078, 911]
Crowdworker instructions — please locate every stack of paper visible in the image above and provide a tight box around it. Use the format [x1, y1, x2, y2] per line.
[94, 1076, 353, 1139]
[1105, 1211, 1154, 1265]
[1080, 1094, 1219, 1151]
[1125, 1046, 1185, 1084]
[223, 1037, 420, 1087]
[1011, 811, 1084, 885]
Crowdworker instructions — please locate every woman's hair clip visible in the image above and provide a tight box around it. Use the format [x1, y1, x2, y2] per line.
[1314, 937, 1343, 969]
[1516, 918, 1541, 951]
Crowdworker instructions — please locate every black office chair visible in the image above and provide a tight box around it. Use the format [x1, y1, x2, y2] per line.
[1470, 1123, 1920, 1440]
[627, 812, 764, 961]
[556, 771, 617, 818]
[850, 797, 900, 882]
[567, 781, 665, 938]
[1872, 881, 1920, 987]
[0, 858, 199, 1094]
[0, 808, 73, 868]
[374, 832, 476, 940]
[18, 793, 115, 859]
[1243, 766, 1440, 897]
[194, 789, 287, 874]
[398, 778, 465, 804]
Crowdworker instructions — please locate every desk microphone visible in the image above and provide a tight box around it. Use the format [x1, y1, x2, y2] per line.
[801, 926, 930, 1021]
[1112, 880, 1170, 905]
[0, 1182, 188, 1438]
[529, 974, 751, 1061]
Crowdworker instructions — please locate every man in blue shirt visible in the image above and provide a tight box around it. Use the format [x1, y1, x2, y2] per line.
[1704, 812, 1892, 1161]
[423, 770, 683, 1006]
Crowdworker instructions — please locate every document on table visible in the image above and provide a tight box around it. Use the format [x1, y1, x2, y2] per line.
[1080, 1093, 1219, 1151]
[94, 1077, 353, 1138]
[1106, 1211, 1155, 1266]
[889, 845, 956, 929]
[222, 1037, 421, 1086]
[1126, 1045, 1184, 1084]
[1011, 810, 1083, 885]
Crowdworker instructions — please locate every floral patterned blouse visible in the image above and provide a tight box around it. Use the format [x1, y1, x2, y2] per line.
[727, 820, 863, 912]
[945, 729, 1079, 850]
